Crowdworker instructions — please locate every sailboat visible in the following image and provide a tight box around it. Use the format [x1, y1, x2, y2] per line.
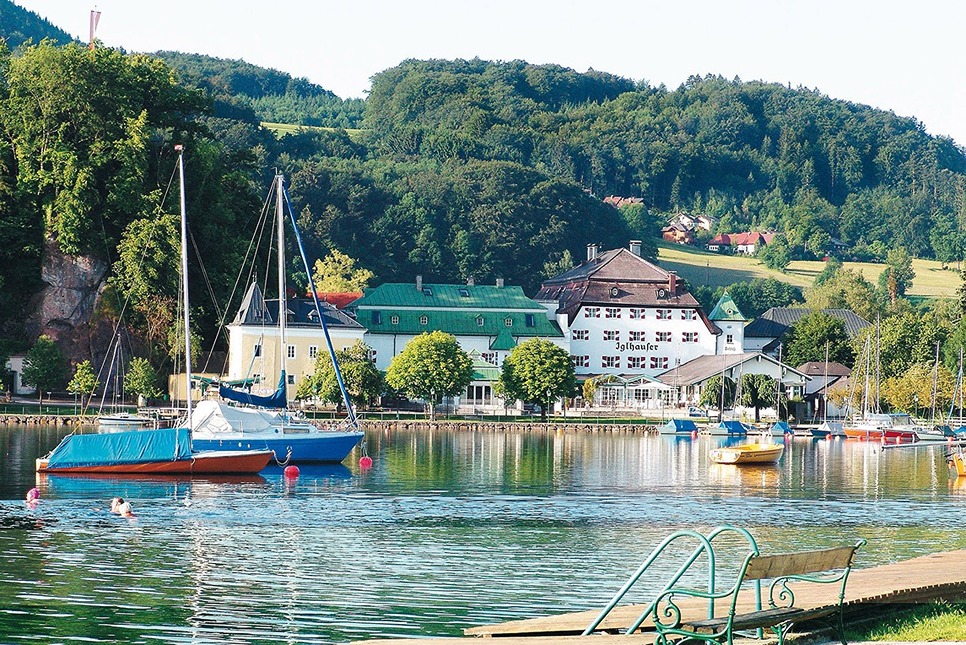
[188, 172, 364, 463]
[95, 336, 154, 429]
[842, 330, 917, 443]
[37, 146, 273, 475]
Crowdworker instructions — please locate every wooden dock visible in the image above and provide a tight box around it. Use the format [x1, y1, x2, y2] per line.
[352, 549, 966, 644]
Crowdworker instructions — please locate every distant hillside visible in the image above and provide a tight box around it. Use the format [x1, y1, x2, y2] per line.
[154, 51, 364, 129]
[1, 0, 75, 49]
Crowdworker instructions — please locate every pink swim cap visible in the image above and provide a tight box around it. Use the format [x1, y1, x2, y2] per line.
[26, 487, 40, 501]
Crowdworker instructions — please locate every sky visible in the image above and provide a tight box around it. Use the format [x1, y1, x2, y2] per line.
[14, 0, 966, 146]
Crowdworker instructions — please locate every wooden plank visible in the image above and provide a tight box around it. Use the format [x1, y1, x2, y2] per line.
[744, 546, 856, 580]
[354, 636, 654, 645]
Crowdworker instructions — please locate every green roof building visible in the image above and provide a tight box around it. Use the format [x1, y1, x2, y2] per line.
[347, 277, 565, 371]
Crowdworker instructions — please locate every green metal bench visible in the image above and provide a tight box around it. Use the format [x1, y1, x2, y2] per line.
[651, 539, 866, 645]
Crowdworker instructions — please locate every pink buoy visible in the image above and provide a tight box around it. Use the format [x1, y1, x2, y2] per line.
[284, 465, 300, 478]
[359, 455, 373, 469]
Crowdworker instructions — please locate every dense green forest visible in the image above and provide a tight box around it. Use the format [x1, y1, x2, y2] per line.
[2, 0, 966, 380]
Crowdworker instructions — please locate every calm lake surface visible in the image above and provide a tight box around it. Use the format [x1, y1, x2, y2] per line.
[2, 424, 965, 644]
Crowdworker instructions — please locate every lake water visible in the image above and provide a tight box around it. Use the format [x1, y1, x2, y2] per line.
[2, 424, 965, 644]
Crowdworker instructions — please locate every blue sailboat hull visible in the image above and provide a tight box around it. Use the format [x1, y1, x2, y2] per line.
[191, 431, 364, 463]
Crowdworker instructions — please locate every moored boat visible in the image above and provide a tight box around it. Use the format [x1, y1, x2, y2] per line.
[36, 427, 272, 474]
[658, 418, 698, 435]
[709, 441, 784, 465]
[37, 145, 274, 476]
[702, 420, 750, 436]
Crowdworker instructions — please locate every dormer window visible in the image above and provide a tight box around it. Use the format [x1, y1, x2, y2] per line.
[391, 315, 399, 325]
[372, 311, 382, 325]
[476, 316, 484, 327]
[525, 314, 535, 327]
[420, 315, 428, 325]
[422, 287, 433, 296]
[504, 317, 513, 327]
[459, 288, 469, 297]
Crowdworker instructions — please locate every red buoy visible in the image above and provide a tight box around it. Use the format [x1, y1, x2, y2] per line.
[359, 455, 373, 469]
[284, 465, 300, 478]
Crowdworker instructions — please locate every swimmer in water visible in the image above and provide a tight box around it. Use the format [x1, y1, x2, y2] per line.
[110, 497, 135, 518]
[25, 487, 40, 509]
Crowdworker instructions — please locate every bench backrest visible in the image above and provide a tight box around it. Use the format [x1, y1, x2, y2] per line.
[743, 545, 858, 581]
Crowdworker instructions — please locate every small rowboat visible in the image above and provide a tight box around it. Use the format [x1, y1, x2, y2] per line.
[710, 442, 784, 465]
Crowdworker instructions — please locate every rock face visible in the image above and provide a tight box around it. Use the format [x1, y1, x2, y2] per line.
[26, 237, 109, 362]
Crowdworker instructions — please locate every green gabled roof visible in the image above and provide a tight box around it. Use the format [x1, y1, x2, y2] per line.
[489, 327, 518, 351]
[708, 292, 746, 322]
[351, 282, 541, 310]
[468, 350, 501, 381]
[358, 308, 563, 338]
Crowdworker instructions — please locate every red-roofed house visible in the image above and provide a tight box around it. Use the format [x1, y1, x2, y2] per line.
[707, 231, 777, 255]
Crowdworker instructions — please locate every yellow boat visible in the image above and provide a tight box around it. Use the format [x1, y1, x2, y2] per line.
[947, 450, 966, 477]
[710, 442, 784, 465]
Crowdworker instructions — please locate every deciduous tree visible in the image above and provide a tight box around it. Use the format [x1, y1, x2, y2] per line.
[298, 341, 383, 411]
[784, 311, 853, 367]
[67, 359, 100, 409]
[22, 335, 68, 403]
[385, 331, 473, 420]
[497, 338, 576, 422]
[124, 357, 161, 406]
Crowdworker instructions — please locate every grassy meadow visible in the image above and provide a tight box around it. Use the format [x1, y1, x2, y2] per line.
[656, 242, 959, 300]
[261, 122, 364, 140]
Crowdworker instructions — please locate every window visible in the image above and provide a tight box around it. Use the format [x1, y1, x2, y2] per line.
[682, 332, 699, 343]
[422, 287, 433, 296]
[633, 389, 652, 402]
[726, 333, 734, 344]
[572, 329, 589, 341]
[308, 345, 318, 359]
[601, 356, 619, 368]
[656, 331, 672, 342]
[459, 288, 469, 297]
[476, 316, 484, 327]
[420, 315, 428, 325]
[656, 309, 672, 320]
[525, 313, 535, 327]
[605, 307, 620, 319]
[629, 331, 644, 342]
[391, 315, 399, 325]
[287, 374, 295, 385]
[253, 344, 261, 358]
[482, 352, 497, 364]
[368, 349, 377, 363]
[584, 307, 600, 318]
[650, 356, 669, 370]
[629, 308, 642, 319]
[572, 355, 590, 368]
[372, 311, 382, 325]
[504, 317, 513, 327]
[287, 345, 296, 359]
[681, 309, 696, 320]
[627, 356, 643, 369]
[603, 330, 619, 342]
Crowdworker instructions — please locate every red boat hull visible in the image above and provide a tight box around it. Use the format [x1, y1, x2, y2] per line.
[843, 428, 918, 442]
[36, 450, 273, 475]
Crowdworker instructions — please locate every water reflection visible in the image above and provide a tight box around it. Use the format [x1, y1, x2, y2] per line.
[1, 424, 965, 643]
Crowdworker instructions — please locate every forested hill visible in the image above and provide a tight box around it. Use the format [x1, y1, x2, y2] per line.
[0, 0, 74, 48]
[153, 52, 364, 128]
[365, 59, 966, 262]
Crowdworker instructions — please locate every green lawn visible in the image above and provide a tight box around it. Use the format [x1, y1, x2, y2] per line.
[656, 242, 958, 299]
[261, 122, 363, 140]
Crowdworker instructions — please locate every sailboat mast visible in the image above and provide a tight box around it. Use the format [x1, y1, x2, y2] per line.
[176, 145, 193, 423]
[276, 173, 287, 391]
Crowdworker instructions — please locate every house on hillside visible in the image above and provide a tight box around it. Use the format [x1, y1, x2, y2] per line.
[743, 308, 871, 356]
[661, 222, 696, 245]
[603, 196, 645, 208]
[707, 231, 777, 254]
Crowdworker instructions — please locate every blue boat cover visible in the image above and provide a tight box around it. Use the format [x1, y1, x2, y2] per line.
[663, 419, 698, 432]
[718, 420, 749, 435]
[219, 372, 287, 409]
[772, 421, 792, 434]
[46, 428, 192, 469]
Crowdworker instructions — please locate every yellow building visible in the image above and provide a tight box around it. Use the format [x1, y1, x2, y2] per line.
[224, 283, 366, 399]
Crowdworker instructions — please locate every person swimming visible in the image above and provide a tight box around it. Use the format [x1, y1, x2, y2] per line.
[110, 497, 135, 518]
[25, 487, 40, 509]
